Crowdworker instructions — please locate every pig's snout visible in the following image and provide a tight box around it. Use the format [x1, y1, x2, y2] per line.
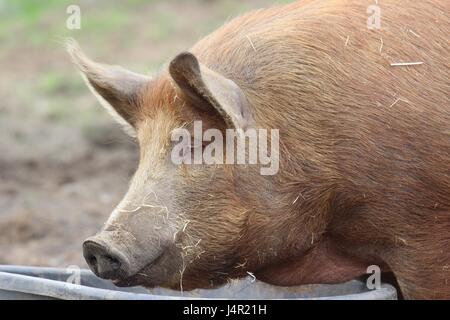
[83, 237, 130, 280]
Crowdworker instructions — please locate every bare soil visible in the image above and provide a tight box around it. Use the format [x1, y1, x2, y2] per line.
[0, 0, 277, 269]
[0, 119, 138, 267]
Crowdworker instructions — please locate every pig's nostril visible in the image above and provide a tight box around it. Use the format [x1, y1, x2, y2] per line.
[86, 254, 97, 270]
[83, 240, 128, 279]
[105, 255, 121, 271]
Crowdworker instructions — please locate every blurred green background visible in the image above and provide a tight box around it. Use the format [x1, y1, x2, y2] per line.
[0, 0, 292, 267]
[0, 0, 290, 127]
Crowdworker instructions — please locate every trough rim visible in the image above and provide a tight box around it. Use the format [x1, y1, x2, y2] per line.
[0, 265, 397, 300]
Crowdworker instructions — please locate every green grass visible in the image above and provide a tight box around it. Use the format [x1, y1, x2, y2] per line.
[0, 0, 133, 45]
[80, 9, 130, 35]
[37, 71, 85, 95]
[145, 12, 175, 42]
[0, 0, 62, 25]
[0, 0, 61, 43]
[0, 0, 294, 126]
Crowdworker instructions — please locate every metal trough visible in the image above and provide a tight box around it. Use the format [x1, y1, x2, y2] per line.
[0, 265, 397, 300]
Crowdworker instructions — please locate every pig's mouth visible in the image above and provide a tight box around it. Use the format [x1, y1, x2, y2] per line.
[109, 250, 174, 288]
[111, 278, 139, 287]
[110, 267, 156, 287]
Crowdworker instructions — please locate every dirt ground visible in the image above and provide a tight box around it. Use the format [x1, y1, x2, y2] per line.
[0, 0, 282, 269]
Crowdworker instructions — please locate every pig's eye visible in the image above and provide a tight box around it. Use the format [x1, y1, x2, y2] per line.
[180, 138, 207, 163]
[177, 138, 206, 162]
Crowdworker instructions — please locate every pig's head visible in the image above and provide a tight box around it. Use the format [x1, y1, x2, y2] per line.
[67, 40, 289, 290]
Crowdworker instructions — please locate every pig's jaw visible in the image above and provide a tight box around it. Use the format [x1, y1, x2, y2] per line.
[111, 258, 235, 291]
[109, 262, 163, 288]
[107, 244, 188, 288]
[254, 238, 382, 286]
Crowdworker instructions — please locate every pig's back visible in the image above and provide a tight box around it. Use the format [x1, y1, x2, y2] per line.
[191, 0, 450, 212]
[191, 0, 448, 126]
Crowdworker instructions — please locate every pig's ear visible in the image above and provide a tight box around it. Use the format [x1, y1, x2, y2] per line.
[169, 52, 251, 130]
[66, 39, 149, 136]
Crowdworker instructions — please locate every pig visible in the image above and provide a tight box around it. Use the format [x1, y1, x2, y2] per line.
[67, 0, 449, 299]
